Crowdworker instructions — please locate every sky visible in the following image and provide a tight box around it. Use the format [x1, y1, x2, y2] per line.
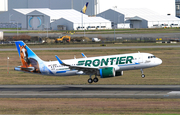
[99, 0, 175, 16]
[0, 0, 176, 16]
[0, 0, 7, 11]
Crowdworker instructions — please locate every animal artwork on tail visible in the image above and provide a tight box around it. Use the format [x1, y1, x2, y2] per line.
[16, 42, 41, 73]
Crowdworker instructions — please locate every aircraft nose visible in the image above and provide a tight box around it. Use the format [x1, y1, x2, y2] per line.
[157, 58, 162, 65]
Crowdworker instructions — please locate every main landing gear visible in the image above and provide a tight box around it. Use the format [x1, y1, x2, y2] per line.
[141, 69, 145, 78]
[88, 75, 99, 83]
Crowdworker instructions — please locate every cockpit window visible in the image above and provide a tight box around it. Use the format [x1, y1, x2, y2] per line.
[148, 56, 156, 59]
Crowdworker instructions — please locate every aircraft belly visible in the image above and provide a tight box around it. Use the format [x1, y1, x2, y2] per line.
[120, 66, 135, 70]
[119, 63, 149, 70]
[55, 70, 77, 76]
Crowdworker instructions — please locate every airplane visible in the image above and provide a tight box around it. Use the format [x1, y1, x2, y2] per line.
[14, 41, 162, 83]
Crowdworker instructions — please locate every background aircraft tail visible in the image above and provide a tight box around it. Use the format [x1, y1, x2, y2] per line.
[15, 41, 44, 73]
[81, 2, 89, 14]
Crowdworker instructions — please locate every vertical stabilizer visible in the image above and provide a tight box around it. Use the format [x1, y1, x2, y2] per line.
[81, 2, 89, 14]
[15, 41, 44, 73]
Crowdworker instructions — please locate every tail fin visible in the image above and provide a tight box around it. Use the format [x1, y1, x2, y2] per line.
[81, 2, 89, 14]
[15, 41, 43, 73]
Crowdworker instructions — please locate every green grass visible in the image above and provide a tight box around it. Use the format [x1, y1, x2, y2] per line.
[0, 47, 180, 85]
[0, 98, 179, 114]
[0, 28, 19, 30]
[3, 28, 180, 34]
[0, 42, 179, 49]
[146, 114, 180, 115]
[0, 46, 180, 115]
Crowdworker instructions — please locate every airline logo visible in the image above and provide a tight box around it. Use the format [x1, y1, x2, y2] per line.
[78, 56, 134, 67]
[81, 2, 89, 14]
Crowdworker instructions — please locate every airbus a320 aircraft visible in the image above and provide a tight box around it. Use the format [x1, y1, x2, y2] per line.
[14, 41, 162, 83]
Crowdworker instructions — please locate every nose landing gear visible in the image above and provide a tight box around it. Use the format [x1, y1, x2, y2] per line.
[141, 69, 145, 78]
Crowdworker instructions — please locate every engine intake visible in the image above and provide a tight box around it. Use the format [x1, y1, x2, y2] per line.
[99, 67, 115, 78]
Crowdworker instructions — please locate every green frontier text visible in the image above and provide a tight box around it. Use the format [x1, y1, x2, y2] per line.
[78, 56, 133, 67]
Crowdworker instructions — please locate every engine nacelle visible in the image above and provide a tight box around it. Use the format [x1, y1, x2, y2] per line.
[99, 67, 115, 78]
[115, 71, 123, 76]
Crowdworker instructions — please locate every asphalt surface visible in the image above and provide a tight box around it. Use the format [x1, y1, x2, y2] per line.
[1, 45, 180, 51]
[0, 85, 180, 98]
[4, 32, 180, 38]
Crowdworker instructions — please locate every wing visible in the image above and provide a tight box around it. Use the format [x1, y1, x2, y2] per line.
[55, 55, 99, 75]
[70, 66, 99, 75]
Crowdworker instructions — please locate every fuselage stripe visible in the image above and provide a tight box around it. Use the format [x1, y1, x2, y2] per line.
[56, 71, 67, 73]
[118, 63, 140, 67]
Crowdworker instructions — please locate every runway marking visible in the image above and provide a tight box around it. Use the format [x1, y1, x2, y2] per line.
[168, 91, 180, 95]
[0, 94, 170, 96]
[0, 85, 180, 98]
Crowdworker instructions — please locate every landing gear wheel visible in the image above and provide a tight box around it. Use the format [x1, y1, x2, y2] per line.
[88, 78, 93, 83]
[141, 74, 145, 78]
[93, 78, 99, 83]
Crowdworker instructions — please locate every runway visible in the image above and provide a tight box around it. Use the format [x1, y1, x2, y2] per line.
[4, 32, 180, 38]
[1, 45, 180, 51]
[0, 85, 180, 98]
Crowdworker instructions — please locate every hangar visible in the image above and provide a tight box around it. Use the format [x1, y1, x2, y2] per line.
[129, 15, 180, 28]
[0, 8, 111, 30]
[51, 17, 111, 30]
[8, 0, 98, 16]
[97, 8, 180, 28]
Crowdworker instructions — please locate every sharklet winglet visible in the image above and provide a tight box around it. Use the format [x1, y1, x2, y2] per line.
[55, 55, 70, 66]
[81, 53, 87, 58]
[55, 55, 63, 64]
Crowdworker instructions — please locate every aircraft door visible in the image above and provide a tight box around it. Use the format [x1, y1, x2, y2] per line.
[138, 54, 143, 63]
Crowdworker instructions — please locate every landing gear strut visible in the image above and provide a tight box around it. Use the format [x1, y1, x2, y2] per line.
[141, 69, 145, 78]
[88, 75, 99, 83]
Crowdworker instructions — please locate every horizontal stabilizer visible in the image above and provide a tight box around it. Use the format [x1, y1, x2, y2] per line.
[14, 66, 35, 71]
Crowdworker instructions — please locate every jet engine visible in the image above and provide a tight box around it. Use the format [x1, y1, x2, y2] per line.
[115, 71, 123, 76]
[99, 67, 115, 78]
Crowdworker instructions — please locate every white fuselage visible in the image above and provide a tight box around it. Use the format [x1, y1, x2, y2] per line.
[42, 53, 162, 76]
